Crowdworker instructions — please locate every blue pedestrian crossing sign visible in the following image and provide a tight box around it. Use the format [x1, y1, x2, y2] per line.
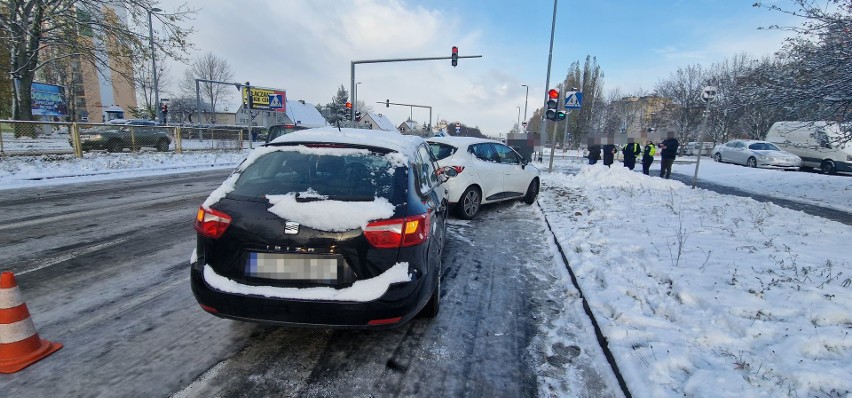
[268, 94, 284, 109]
[565, 91, 582, 109]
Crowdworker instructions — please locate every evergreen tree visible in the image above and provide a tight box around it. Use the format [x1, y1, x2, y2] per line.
[324, 85, 350, 125]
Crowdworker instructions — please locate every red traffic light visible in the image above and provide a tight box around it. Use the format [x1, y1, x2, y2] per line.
[548, 89, 559, 99]
[345, 102, 352, 109]
[452, 46, 458, 54]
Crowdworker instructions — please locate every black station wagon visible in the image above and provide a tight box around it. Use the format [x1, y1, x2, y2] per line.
[191, 127, 454, 328]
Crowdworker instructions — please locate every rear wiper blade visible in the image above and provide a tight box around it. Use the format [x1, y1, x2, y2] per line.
[294, 192, 328, 202]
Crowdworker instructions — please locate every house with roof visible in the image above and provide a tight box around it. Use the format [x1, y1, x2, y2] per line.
[236, 99, 327, 128]
[397, 119, 418, 134]
[358, 112, 398, 132]
[284, 99, 327, 128]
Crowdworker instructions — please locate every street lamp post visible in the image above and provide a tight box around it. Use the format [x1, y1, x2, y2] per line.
[353, 82, 362, 126]
[521, 84, 529, 129]
[516, 106, 521, 130]
[147, 7, 162, 123]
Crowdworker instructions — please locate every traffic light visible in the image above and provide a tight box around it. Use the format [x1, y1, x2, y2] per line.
[385, 99, 389, 108]
[355, 111, 362, 121]
[451, 46, 458, 67]
[545, 89, 559, 121]
[345, 102, 352, 110]
[161, 103, 168, 114]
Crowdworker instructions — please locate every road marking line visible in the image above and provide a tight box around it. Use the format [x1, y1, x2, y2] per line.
[16, 237, 132, 276]
[0, 191, 208, 232]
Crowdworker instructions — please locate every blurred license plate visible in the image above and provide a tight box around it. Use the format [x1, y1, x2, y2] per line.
[246, 253, 339, 281]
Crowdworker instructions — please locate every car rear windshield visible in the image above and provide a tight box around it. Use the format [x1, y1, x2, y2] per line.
[229, 146, 407, 204]
[428, 142, 457, 160]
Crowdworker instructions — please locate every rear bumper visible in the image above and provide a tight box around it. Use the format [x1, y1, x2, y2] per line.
[190, 261, 432, 329]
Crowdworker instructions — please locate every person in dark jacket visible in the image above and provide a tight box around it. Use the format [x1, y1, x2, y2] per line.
[622, 138, 641, 170]
[658, 133, 680, 179]
[602, 144, 617, 167]
[642, 140, 656, 175]
[587, 144, 601, 165]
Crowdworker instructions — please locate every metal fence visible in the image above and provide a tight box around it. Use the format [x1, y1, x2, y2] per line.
[0, 120, 260, 157]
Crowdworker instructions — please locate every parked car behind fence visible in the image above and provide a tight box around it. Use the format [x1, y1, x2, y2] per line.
[0, 119, 264, 157]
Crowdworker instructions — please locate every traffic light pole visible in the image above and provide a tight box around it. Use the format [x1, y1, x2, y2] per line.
[544, 0, 558, 173]
[377, 101, 432, 131]
[350, 54, 483, 124]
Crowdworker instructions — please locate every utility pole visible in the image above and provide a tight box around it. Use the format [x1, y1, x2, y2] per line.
[692, 86, 717, 189]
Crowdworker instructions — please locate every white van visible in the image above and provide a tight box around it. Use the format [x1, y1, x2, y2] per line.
[765, 121, 851, 174]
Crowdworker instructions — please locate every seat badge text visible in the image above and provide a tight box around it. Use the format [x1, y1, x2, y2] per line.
[285, 222, 299, 235]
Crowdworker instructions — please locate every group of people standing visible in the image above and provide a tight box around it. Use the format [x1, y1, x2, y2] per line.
[587, 134, 680, 179]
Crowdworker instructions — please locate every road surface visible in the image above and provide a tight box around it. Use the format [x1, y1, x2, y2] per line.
[0, 170, 617, 397]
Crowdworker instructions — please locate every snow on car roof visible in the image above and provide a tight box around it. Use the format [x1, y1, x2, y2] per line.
[426, 136, 499, 148]
[268, 127, 424, 158]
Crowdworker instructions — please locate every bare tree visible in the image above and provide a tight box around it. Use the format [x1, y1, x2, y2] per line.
[180, 52, 236, 115]
[753, 0, 851, 142]
[0, 0, 195, 122]
[655, 65, 705, 142]
[133, 52, 170, 120]
[703, 53, 757, 142]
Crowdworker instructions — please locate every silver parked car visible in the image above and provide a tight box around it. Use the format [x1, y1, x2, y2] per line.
[712, 139, 801, 170]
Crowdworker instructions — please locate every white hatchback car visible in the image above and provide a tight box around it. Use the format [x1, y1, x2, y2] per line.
[427, 136, 540, 219]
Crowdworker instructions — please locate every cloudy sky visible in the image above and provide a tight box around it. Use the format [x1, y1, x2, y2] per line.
[153, 0, 796, 136]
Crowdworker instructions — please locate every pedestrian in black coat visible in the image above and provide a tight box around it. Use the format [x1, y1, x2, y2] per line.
[588, 144, 601, 165]
[658, 133, 680, 179]
[602, 144, 617, 167]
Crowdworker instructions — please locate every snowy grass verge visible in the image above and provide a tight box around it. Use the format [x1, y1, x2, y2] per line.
[538, 164, 851, 397]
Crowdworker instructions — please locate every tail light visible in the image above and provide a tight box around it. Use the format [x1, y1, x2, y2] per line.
[364, 213, 430, 248]
[194, 207, 232, 239]
[436, 166, 464, 176]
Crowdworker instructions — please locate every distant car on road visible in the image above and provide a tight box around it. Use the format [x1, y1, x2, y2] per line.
[264, 123, 310, 143]
[191, 127, 455, 328]
[684, 141, 715, 157]
[427, 136, 540, 219]
[712, 139, 801, 170]
[75, 119, 171, 152]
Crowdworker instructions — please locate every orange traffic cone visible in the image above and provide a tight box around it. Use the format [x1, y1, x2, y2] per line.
[0, 271, 62, 373]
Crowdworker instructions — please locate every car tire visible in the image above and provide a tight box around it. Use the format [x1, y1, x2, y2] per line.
[821, 160, 837, 175]
[747, 157, 757, 168]
[419, 267, 440, 318]
[156, 139, 170, 152]
[523, 178, 539, 205]
[714, 153, 722, 162]
[456, 186, 481, 220]
[107, 140, 123, 153]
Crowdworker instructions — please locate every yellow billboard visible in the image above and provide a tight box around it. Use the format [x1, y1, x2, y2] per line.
[242, 87, 286, 112]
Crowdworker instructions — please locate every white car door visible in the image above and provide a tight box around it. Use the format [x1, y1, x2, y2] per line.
[493, 143, 530, 195]
[468, 143, 504, 201]
[726, 141, 745, 164]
